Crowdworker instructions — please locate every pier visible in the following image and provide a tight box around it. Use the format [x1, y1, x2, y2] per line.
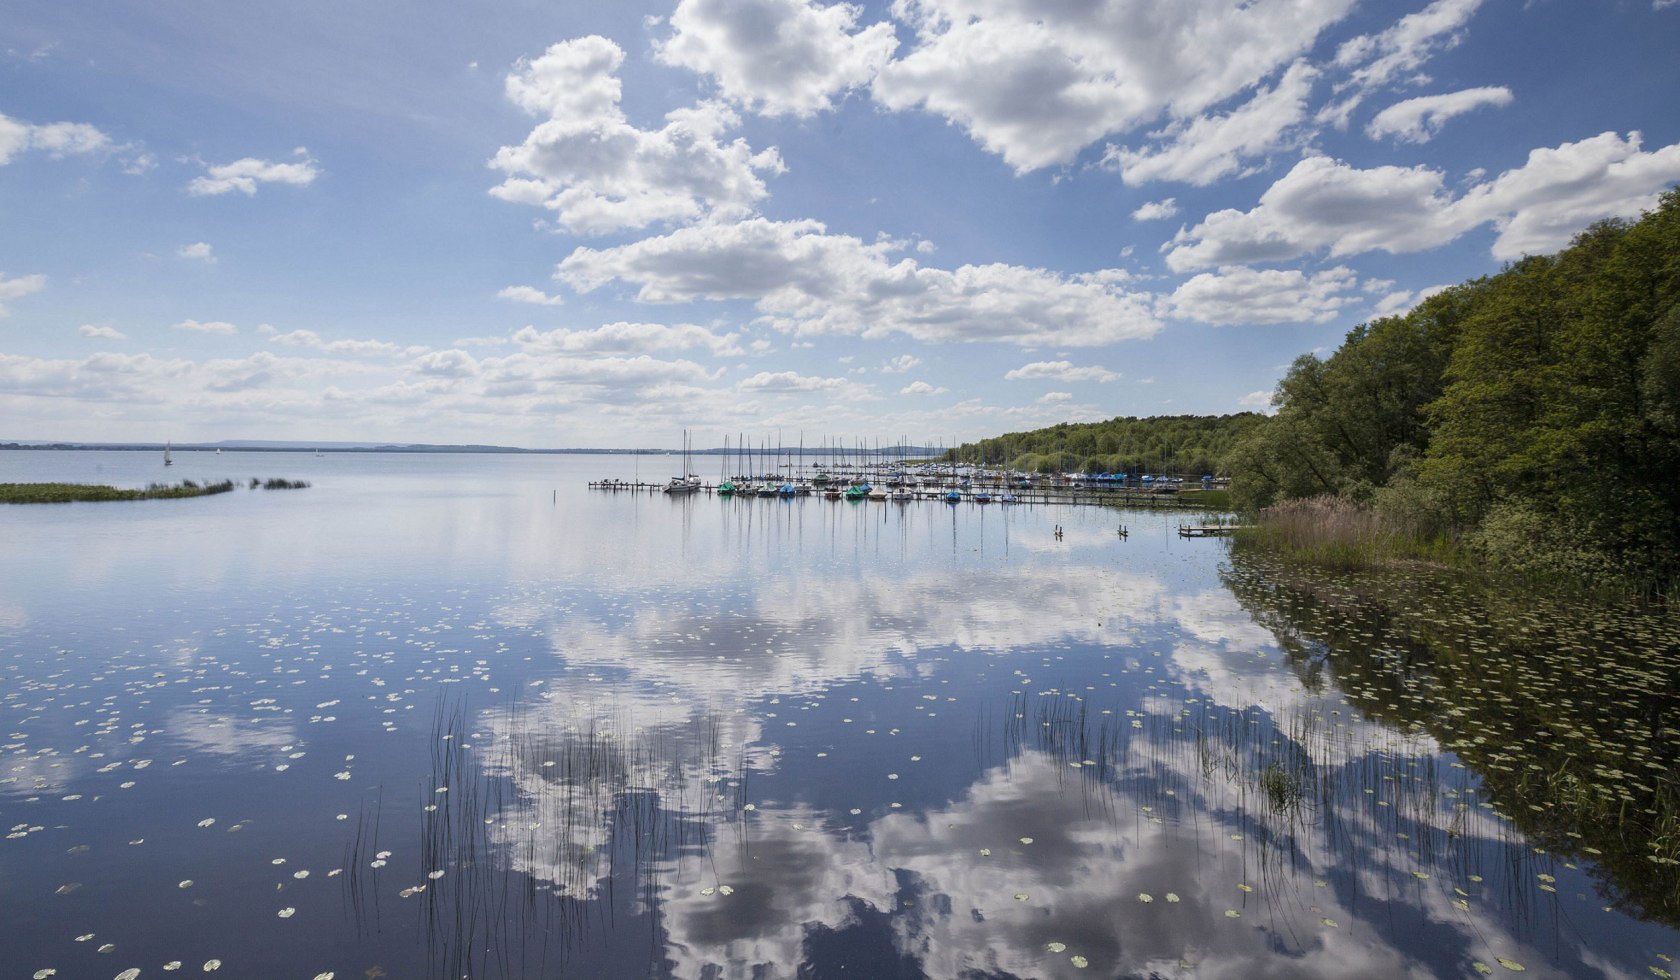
[1175, 524, 1252, 537]
[588, 479, 1221, 509]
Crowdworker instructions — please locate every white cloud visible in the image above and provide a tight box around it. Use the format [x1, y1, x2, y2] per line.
[1101, 61, 1317, 186]
[1037, 391, 1073, 403]
[872, 0, 1356, 173]
[497, 285, 565, 306]
[1457, 131, 1680, 259]
[1003, 360, 1120, 383]
[187, 151, 319, 196]
[657, 0, 898, 117]
[1163, 264, 1360, 325]
[171, 318, 238, 334]
[899, 379, 947, 395]
[1167, 132, 1680, 269]
[1321, 0, 1485, 127]
[412, 348, 479, 379]
[78, 324, 127, 340]
[266, 329, 403, 356]
[1238, 389, 1274, 408]
[880, 354, 921, 373]
[1366, 86, 1512, 143]
[1130, 198, 1178, 221]
[736, 370, 858, 393]
[490, 36, 785, 235]
[556, 217, 1161, 346]
[0, 271, 46, 315]
[0, 111, 112, 165]
[177, 241, 216, 262]
[511, 322, 742, 356]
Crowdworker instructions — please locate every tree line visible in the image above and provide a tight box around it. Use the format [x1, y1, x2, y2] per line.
[951, 413, 1266, 477]
[1226, 189, 1680, 589]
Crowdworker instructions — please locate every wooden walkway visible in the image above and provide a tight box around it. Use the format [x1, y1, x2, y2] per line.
[1176, 524, 1253, 537]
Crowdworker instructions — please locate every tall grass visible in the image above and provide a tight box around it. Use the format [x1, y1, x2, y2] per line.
[1241, 495, 1458, 571]
[0, 480, 237, 503]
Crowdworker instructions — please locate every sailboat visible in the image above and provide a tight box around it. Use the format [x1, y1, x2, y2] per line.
[663, 429, 703, 494]
[163, 441, 173, 467]
[716, 436, 736, 496]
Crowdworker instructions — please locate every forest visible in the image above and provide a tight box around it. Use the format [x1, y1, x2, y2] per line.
[951, 413, 1265, 477]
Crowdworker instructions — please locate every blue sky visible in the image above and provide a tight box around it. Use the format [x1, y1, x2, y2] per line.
[3, 0, 1678, 448]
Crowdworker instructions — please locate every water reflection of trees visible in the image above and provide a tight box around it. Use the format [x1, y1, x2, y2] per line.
[1222, 547, 1680, 925]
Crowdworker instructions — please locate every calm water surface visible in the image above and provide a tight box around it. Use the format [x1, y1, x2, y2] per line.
[1, 450, 1675, 979]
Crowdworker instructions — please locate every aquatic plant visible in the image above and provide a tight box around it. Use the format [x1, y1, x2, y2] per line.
[1224, 548, 1680, 921]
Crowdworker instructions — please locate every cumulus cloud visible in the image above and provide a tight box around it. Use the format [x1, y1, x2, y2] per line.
[1163, 264, 1360, 325]
[1321, 0, 1485, 127]
[556, 217, 1160, 346]
[490, 36, 785, 235]
[1101, 61, 1318, 186]
[0, 111, 112, 165]
[872, 0, 1356, 172]
[1003, 360, 1120, 383]
[497, 285, 565, 306]
[1167, 132, 1680, 269]
[177, 241, 216, 262]
[736, 370, 858, 393]
[1131, 198, 1179, 221]
[657, 0, 898, 117]
[899, 379, 947, 395]
[511, 321, 742, 356]
[0, 271, 46, 315]
[1238, 389, 1274, 408]
[1366, 86, 1512, 143]
[187, 151, 319, 196]
[171, 318, 238, 334]
[78, 324, 127, 340]
[880, 354, 921, 373]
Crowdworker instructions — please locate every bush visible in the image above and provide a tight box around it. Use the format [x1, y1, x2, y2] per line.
[1470, 500, 1628, 584]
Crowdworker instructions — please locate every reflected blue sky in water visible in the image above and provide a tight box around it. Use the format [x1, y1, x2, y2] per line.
[0, 451, 1673, 978]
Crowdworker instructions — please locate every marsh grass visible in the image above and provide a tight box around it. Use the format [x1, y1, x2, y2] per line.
[0, 480, 238, 503]
[1240, 495, 1461, 572]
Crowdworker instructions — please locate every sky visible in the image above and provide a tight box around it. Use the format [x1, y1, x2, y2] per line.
[2, 0, 1678, 449]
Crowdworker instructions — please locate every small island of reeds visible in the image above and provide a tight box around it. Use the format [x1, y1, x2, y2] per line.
[0, 478, 310, 504]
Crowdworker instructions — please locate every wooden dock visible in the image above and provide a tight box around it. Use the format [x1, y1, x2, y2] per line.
[1176, 524, 1252, 537]
[587, 480, 1218, 509]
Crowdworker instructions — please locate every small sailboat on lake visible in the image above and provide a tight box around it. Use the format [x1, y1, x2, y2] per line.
[164, 441, 173, 467]
[664, 429, 703, 494]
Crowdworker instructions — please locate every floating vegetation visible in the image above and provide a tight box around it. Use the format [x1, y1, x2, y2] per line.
[1225, 547, 1680, 922]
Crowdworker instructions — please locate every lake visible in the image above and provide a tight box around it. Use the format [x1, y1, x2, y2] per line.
[2, 450, 1675, 979]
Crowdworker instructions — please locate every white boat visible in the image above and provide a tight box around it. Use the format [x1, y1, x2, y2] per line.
[164, 441, 173, 467]
[663, 429, 703, 494]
